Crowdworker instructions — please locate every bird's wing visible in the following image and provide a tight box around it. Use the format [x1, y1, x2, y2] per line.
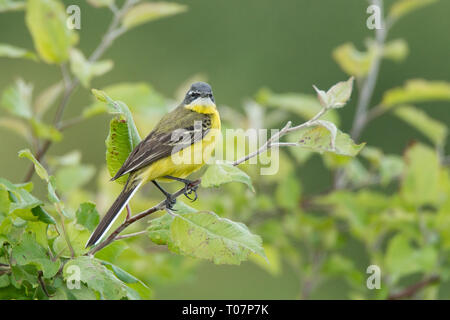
[111, 106, 211, 180]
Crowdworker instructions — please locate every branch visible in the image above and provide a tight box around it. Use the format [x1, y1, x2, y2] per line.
[22, 0, 137, 182]
[388, 275, 440, 300]
[87, 179, 202, 255]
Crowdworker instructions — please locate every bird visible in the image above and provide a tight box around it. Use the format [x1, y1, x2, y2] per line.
[86, 82, 221, 247]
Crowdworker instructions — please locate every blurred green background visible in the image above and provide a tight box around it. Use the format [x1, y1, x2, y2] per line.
[0, 0, 449, 298]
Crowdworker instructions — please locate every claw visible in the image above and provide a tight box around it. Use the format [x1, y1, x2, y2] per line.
[164, 195, 177, 210]
[183, 183, 198, 202]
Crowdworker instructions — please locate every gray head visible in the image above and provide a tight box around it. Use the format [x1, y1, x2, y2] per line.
[183, 82, 215, 105]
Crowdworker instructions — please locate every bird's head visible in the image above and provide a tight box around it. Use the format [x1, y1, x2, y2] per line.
[183, 82, 216, 112]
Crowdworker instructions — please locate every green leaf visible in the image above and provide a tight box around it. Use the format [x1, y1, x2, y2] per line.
[25, 0, 77, 64]
[389, 0, 438, 21]
[0, 43, 37, 61]
[1, 79, 33, 119]
[47, 176, 60, 204]
[92, 90, 141, 146]
[11, 232, 60, 278]
[382, 39, 409, 62]
[93, 89, 141, 184]
[255, 89, 339, 125]
[393, 105, 447, 147]
[26, 220, 50, 247]
[18, 149, 49, 181]
[296, 125, 365, 156]
[385, 234, 438, 282]
[382, 79, 450, 108]
[55, 164, 95, 193]
[30, 119, 62, 142]
[379, 155, 405, 186]
[100, 260, 152, 300]
[31, 206, 56, 225]
[69, 49, 113, 88]
[75, 202, 99, 232]
[63, 256, 128, 299]
[34, 82, 63, 118]
[201, 162, 255, 192]
[0, 0, 25, 12]
[121, 2, 187, 30]
[0, 117, 30, 142]
[10, 265, 39, 289]
[83, 82, 167, 118]
[332, 42, 376, 78]
[401, 143, 440, 207]
[53, 222, 90, 257]
[147, 213, 173, 245]
[170, 211, 266, 265]
[0, 178, 42, 214]
[105, 117, 134, 185]
[94, 241, 128, 263]
[86, 0, 113, 7]
[313, 77, 354, 109]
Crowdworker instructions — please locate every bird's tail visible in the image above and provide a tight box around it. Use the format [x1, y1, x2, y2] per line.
[85, 177, 142, 248]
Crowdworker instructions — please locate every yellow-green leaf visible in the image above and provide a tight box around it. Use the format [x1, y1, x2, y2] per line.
[86, 0, 113, 7]
[382, 39, 409, 62]
[34, 82, 63, 118]
[201, 162, 255, 192]
[170, 211, 266, 265]
[69, 49, 113, 88]
[332, 42, 376, 78]
[296, 125, 365, 157]
[121, 2, 187, 30]
[18, 149, 49, 181]
[394, 105, 447, 147]
[0, 117, 30, 142]
[30, 119, 62, 142]
[25, 0, 77, 64]
[0, 0, 25, 12]
[0, 43, 37, 61]
[382, 79, 450, 108]
[389, 0, 438, 21]
[1, 79, 33, 119]
[401, 143, 440, 207]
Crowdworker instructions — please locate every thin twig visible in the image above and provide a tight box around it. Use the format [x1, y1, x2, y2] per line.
[350, 0, 388, 141]
[37, 271, 51, 298]
[388, 275, 440, 300]
[126, 204, 132, 220]
[115, 230, 147, 241]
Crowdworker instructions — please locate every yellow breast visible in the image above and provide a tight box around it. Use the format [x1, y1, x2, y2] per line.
[140, 107, 221, 183]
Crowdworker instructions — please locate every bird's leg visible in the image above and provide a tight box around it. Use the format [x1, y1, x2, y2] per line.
[164, 176, 199, 202]
[152, 180, 176, 210]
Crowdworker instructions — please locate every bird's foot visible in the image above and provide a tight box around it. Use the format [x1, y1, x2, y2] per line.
[164, 194, 177, 210]
[183, 182, 199, 202]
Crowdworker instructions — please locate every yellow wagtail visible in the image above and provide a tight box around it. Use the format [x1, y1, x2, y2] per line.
[86, 82, 221, 247]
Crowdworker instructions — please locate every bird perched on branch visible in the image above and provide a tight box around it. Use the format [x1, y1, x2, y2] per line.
[86, 82, 221, 247]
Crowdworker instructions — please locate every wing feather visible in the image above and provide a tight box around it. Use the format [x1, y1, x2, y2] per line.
[111, 106, 211, 180]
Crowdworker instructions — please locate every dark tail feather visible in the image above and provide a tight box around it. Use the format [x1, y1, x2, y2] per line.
[85, 179, 142, 248]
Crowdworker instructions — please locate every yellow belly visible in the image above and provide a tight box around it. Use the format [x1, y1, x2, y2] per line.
[138, 109, 220, 183]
